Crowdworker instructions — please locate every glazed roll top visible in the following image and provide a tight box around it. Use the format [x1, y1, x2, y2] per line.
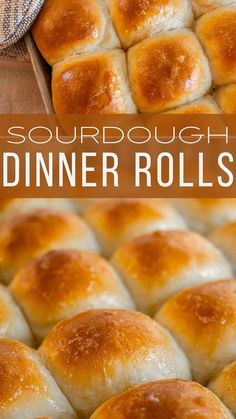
[39, 309, 191, 417]
[209, 221, 236, 273]
[85, 198, 186, 257]
[90, 380, 233, 419]
[112, 230, 232, 315]
[170, 198, 236, 233]
[52, 51, 137, 114]
[0, 284, 33, 346]
[156, 279, 236, 384]
[191, 0, 236, 17]
[216, 84, 236, 114]
[165, 96, 221, 113]
[196, 6, 236, 86]
[128, 29, 212, 113]
[10, 249, 135, 342]
[0, 339, 77, 419]
[106, 0, 193, 49]
[209, 361, 236, 416]
[0, 209, 99, 284]
[0, 198, 73, 225]
[32, 0, 120, 65]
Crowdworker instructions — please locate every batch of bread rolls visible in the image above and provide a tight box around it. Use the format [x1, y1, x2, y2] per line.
[2, 197, 236, 417]
[31, 0, 236, 114]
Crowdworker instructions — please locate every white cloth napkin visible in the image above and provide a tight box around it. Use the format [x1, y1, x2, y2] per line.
[0, 0, 43, 50]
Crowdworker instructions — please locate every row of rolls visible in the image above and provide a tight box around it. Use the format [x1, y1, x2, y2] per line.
[32, 0, 236, 114]
[2, 197, 236, 417]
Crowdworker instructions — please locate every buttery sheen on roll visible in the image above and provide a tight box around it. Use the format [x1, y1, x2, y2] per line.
[39, 309, 191, 418]
[10, 249, 135, 341]
[52, 50, 137, 114]
[156, 280, 236, 384]
[128, 29, 212, 113]
[0, 339, 77, 419]
[112, 230, 232, 315]
[216, 84, 236, 114]
[107, 0, 193, 48]
[90, 380, 233, 419]
[209, 360, 236, 416]
[32, 0, 120, 65]
[165, 96, 221, 113]
[85, 198, 186, 257]
[0, 209, 99, 284]
[0, 284, 33, 346]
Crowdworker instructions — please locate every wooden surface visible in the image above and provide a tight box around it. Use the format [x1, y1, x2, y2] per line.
[0, 60, 45, 113]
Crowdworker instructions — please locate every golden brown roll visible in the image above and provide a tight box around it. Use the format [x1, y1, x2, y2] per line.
[170, 198, 236, 233]
[0, 284, 33, 345]
[10, 249, 135, 342]
[165, 96, 221, 113]
[216, 84, 236, 114]
[0, 198, 73, 226]
[72, 198, 107, 214]
[107, 0, 193, 49]
[90, 379, 233, 419]
[209, 361, 236, 416]
[0, 339, 77, 419]
[0, 209, 99, 284]
[112, 230, 232, 315]
[32, 0, 120, 65]
[128, 29, 212, 113]
[209, 221, 236, 272]
[192, 0, 236, 16]
[85, 198, 186, 257]
[39, 309, 191, 417]
[156, 279, 236, 385]
[196, 6, 236, 86]
[52, 50, 137, 114]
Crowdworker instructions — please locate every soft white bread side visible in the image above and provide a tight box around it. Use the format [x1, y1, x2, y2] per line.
[0, 339, 77, 419]
[10, 249, 135, 342]
[85, 198, 186, 257]
[91, 379, 234, 418]
[0, 284, 34, 346]
[209, 221, 236, 273]
[39, 309, 191, 417]
[112, 230, 232, 315]
[0, 209, 99, 284]
[156, 280, 236, 385]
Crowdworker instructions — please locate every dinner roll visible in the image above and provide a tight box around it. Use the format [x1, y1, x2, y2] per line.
[72, 199, 107, 214]
[170, 198, 236, 233]
[196, 6, 236, 85]
[216, 84, 236, 113]
[209, 221, 236, 272]
[0, 209, 99, 284]
[90, 379, 233, 419]
[107, 0, 193, 49]
[128, 29, 212, 113]
[0, 339, 76, 419]
[0, 284, 33, 346]
[32, 0, 120, 66]
[156, 279, 236, 384]
[40, 309, 191, 417]
[209, 360, 236, 416]
[52, 50, 136, 114]
[191, 0, 236, 16]
[112, 230, 232, 315]
[85, 198, 186, 257]
[165, 96, 221, 113]
[10, 249, 135, 342]
[0, 199, 73, 226]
